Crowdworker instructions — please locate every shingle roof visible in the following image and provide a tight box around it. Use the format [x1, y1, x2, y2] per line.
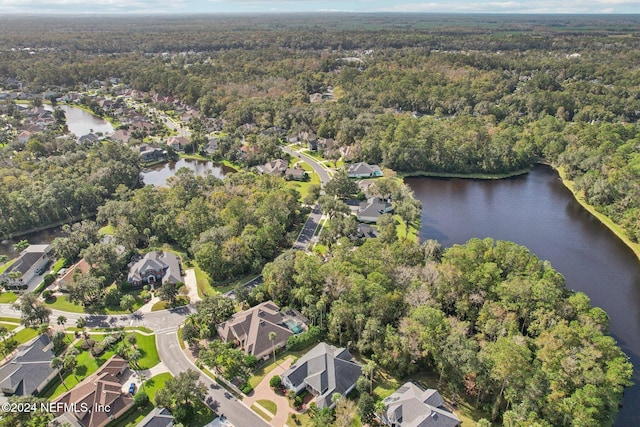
[136, 407, 175, 427]
[281, 342, 361, 409]
[2, 245, 50, 276]
[0, 334, 56, 396]
[382, 382, 460, 427]
[51, 355, 133, 427]
[127, 251, 181, 285]
[216, 301, 293, 359]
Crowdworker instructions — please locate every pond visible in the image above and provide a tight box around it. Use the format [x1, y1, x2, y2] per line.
[406, 164, 640, 426]
[140, 158, 234, 187]
[46, 104, 114, 136]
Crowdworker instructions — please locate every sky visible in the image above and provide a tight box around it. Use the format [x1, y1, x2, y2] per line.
[0, 0, 639, 15]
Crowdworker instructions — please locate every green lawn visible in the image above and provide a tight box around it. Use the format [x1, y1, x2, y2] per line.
[133, 332, 160, 370]
[108, 372, 174, 427]
[194, 264, 215, 298]
[0, 316, 20, 323]
[286, 171, 320, 201]
[43, 296, 85, 313]
[287, 411, 313, 427]
[10, 327, 39, 346]
[0, 259, 16, 275]
[0, 322, 19, 332]
[248, 348, 309, 389]
[40, 347, 117, 399]
[43, 292, 146, 315]
[99, 224, 115, 235]
[251, 404, 273, 421]
[151, 296, 189, 312]
[0, 292, 17, 303]
[394, 214, 420, 242]
[257, 399, 278, 415]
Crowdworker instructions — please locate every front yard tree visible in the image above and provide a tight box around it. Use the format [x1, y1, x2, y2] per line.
[120, 294, 136, 312]
[155, 369, 206, 425]
[158, 281, 178, 305]
[269, 331, 277, 360]
[324, 169, 358, 199]
[15, 292, 51, 327]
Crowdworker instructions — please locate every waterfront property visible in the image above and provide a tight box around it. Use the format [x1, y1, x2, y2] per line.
[0, 244, 51, 290]
[127, 251, 182, 288]
[347, 162, 383, 178]
[381, 382, 460, 427]
[281, 342, 361, 409]
[0, 334, 58, 397]
[56, 258, 90, 291]
[356, 198, 394, 223]
[216, 301, 306, 360]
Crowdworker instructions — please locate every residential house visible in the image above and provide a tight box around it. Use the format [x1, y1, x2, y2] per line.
[347, 162, 383, 178]
[166, 136, 189, 152]
[285, 167, 306, 181]
[286, 134, 299, 144]
[50, 355, 133, 427]
[216, 301, 306, 360]
[204, 138, 219, 155]
[1, 244, 51, 290]
[317, 138, 336, 157]
[255, 159, 288, 176]
[78, 133, 100, 145]
[56, 258, 90, 291]
[137, 144, 164, 162]
[281, 342, 361, 409]
[110, 129, 133, 144]
[136, 407, 175, 427]
[127, 251, 182, 288]
[130, 120, 155, 132]
[381, 382, 461, 427]
[17, 130, 32, 143]
[357, 198, 393, 223]
[0, 335, 58, 397]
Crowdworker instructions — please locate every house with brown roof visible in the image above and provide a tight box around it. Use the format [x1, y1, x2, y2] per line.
[50, 355, 133, 427]
[56, 258, 90, 291]
[255, 159, 288, 177]
[166, 136, 189, 152]
[110, 129, 133, 144]
[216, 301, 306, 360]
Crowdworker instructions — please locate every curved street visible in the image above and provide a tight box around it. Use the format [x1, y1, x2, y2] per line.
[0, 145, 333, 426]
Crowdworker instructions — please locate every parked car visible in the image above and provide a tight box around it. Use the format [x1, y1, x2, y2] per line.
[128, 383, 136, 394]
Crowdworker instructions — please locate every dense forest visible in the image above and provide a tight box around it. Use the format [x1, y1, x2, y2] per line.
[1, 15, 640, 240]
[0, 141, 140, 237]
[255, 237, 632, 426]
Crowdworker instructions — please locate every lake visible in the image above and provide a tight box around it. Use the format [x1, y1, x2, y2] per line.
[46, 104, 114, 136]
[406, 165, 640, 426]
[140, 158, 234, 187]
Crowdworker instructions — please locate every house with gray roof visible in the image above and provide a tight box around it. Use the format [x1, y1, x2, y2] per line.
[357, 198, 393, 223]
[216, 301, 305, 360]
[127, 251, 182, 288]
[255, 159, 289, 176]
[347, 162, 383, 178]
[136, 407, 175, 427]
[281, 342, 361, 409]
[381, 382, 461, 427]
[0, 334, 58, 397]
[1, 244, 51, 290]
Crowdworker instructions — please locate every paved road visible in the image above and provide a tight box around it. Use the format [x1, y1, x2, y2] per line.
[281, 146, 331, 186]
[293, 204, 322, 250]
[155, 328, 268, 427]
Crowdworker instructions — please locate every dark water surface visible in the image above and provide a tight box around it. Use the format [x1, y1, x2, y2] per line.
[140, 158, 234, 187]
[406, 165, 640, 426]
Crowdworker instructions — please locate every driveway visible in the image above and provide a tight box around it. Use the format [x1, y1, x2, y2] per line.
[244, 357, 299, 427]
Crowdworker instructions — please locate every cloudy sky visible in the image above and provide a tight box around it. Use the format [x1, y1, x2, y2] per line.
[0, 0, 638, 14]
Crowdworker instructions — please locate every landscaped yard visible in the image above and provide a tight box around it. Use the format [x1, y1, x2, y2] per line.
[194, 263, 215, 297]
[107, 372, 173, 427]
[0, 258, 16, 275]
[40, 347, 117, 399]
[286, 170, 321, 201]
[0, 321, 19, 332]
[131, 332, 160, 370]
[9, 327, 39, 347]
[251, 404, 273, 421]
[151, 295, 190, 311]
[0, 292, 17, 303]
[43, 291, 146, 315]
[248, 349, 309, 389]
[257, 399, 278, 415]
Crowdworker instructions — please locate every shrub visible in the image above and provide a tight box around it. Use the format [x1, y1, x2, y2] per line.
[133, 390, 149, 407]
[81, 339, 96, 350]
[91, 342, 105, 356]
[42, 290, 53, 300]
[43, 274, 56, 286]
[269, 375, 282, 389]
[286, 326, 321, 351]
[240, 382, 253, 394]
